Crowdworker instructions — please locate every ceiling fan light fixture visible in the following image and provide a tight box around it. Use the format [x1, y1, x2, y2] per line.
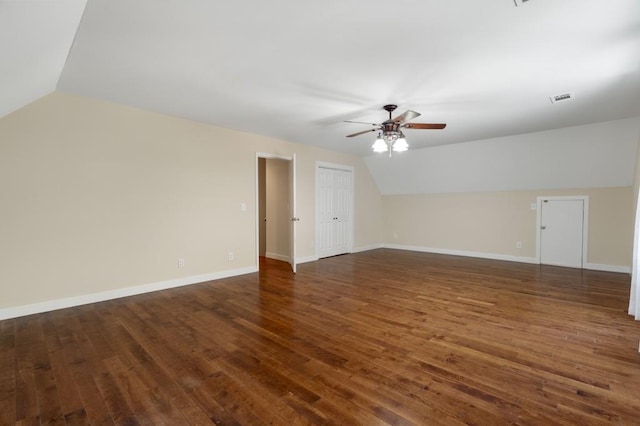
[372, 134, 388, 152]
[393, 137, 409, 152]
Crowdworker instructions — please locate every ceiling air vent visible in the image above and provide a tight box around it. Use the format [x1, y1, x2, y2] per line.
[550, 92, 575, 104]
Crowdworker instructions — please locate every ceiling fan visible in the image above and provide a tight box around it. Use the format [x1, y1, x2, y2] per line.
[345, 104, 446, 156]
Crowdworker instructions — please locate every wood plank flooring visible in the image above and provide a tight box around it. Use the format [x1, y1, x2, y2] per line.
[2, 249, 640, 425]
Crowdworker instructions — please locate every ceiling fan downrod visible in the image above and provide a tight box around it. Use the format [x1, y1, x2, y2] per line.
[383, 104, 398, 121]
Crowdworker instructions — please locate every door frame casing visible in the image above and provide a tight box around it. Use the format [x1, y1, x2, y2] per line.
[535, 195, 589, 267]
[315, 161, 355, 258]
[255, 152, 296, 271]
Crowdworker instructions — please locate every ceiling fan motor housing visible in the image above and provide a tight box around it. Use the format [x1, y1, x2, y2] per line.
[382, 122, 401, 137]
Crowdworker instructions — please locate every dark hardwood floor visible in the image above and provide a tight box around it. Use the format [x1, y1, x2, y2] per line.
[2, 249, 640, 425]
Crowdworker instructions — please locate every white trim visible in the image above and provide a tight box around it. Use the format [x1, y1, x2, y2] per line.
[352, 243, 384, 253]
[536, 196, 589, 267]
[316, 161, 355, 172]
[256, 152, 293, 161]
[583, 263, 630, 274]
[382, 244, 629, 273]
[296, 255, 319, 264]
[265, 252, 290, 262]
[383, 244, 539, 265]
[315, 162, 355, 259]
[0, 266, 258, 320]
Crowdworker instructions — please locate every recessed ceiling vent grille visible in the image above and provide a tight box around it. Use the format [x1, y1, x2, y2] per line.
[550, 92, 575, 104]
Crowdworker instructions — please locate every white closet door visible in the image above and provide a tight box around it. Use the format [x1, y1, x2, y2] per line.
[317, 167, 335, 258]
[316, 166, 353, 259]
[332, 169, 351, 255]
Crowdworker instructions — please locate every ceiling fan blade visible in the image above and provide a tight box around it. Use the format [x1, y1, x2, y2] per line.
[403, 123, 447, 130]
[387, 110, 421, 124]
[346, 128, 378, 138]
[344, 120, 380, 126]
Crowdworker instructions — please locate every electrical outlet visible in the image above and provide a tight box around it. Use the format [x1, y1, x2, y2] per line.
[516, 242, 522, 249]
[178, 258, 185, 268]
[228, 252, 234, 261]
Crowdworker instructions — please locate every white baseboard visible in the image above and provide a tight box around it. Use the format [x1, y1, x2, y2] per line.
[352, 243, 383, 253]
[383, 243, 539, 265]
[0, 266, 258, 320]
[10, 250, 623, 321]
[295, 246, 381, 264]
[296, 255, 319, 264]
[266, 252, 321, 265]
[383, 244, 631, 273]
[265, 252, 290, 262]
[583, 263, 630, 274]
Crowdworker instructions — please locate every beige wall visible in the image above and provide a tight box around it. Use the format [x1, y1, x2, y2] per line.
[2, 90, 634, 313]
[0, 92, 382, 309]
[383, 187, 633, 268]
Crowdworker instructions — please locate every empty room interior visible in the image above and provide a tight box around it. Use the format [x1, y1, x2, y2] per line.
[2, 0, 640, 424]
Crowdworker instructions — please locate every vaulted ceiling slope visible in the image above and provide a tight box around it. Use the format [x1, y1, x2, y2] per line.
[366, 117, 640, 195]
[0, 0, 87, 118]
[3, 0, 640, 157]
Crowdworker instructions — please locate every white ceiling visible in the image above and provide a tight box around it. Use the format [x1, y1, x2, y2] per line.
[3, 0, 640, 156]
[0, 0, 86, 118]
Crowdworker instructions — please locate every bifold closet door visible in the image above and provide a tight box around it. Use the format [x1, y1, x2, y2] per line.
[317, 167, 352, 258]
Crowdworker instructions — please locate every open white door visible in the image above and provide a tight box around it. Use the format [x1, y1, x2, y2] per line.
[289, 153, 297, 273]
[537, 197, 588, 269]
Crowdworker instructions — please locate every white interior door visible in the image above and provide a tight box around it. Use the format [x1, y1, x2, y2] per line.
[540, 199, 584, 268]
[317, 167, 334, 258]
[289, 153, 297, 273]
[332, 169, 351, 255]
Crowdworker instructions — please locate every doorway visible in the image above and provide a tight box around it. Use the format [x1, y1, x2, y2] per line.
[256, 153, 297, 273]
[536, 196, 588, 268]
